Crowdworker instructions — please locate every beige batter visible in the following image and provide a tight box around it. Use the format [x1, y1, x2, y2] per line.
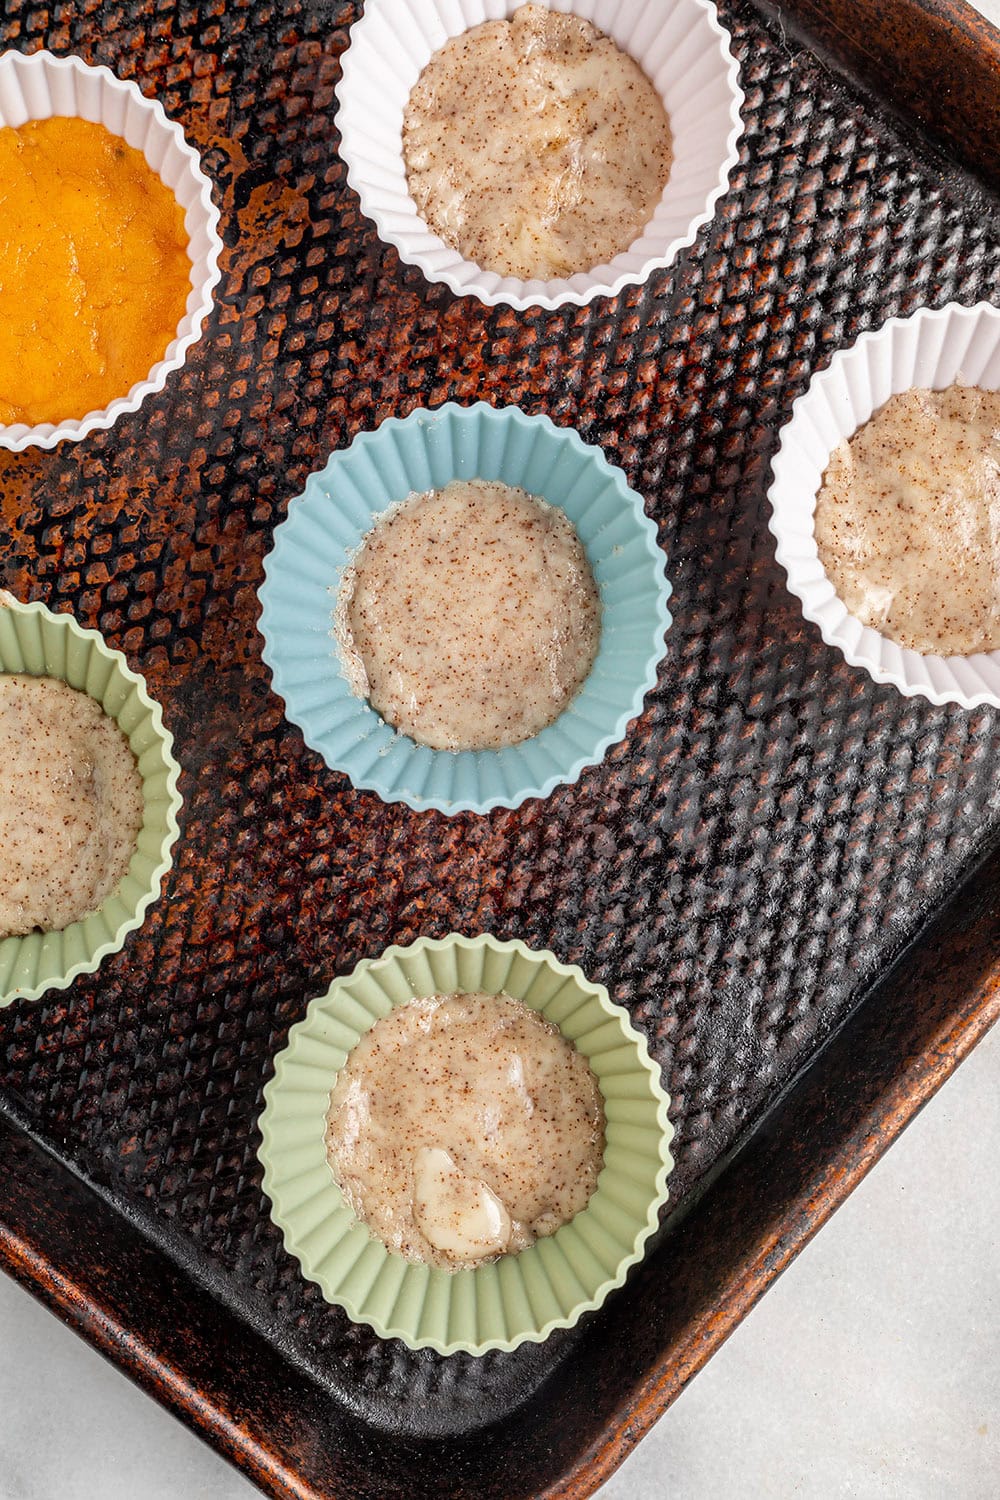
[402, 3, 673, 281]
[336, 479, 601, 751]
[325, 991, 606, 1269]
[815, 385, 1000, 656]
[0, 675, 143, 937]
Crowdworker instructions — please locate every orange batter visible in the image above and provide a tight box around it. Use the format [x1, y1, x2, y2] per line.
[0, 117, 191, 426]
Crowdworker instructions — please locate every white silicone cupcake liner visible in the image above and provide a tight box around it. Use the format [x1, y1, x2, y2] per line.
[0, 50, 222, 452]
[768, 301, 1000, 710]
[337, 0, 744, 310]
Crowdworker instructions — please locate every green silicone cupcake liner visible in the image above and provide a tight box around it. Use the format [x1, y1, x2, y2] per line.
[257, 402, 672, 815]
[257, 933, 674, 1357]
[0, 594, 183, 1007]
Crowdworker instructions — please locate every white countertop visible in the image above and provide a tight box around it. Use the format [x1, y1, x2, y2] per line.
[2, 1016, 998, 1500]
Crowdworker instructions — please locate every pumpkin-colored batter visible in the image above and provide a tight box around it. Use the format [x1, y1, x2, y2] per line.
[0, 117, 191, 426]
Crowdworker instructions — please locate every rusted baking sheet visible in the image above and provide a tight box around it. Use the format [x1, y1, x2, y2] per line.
[1, 1, 999, 1497]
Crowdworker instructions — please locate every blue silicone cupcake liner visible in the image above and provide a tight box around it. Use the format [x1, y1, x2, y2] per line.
[258, 403, 671, 815]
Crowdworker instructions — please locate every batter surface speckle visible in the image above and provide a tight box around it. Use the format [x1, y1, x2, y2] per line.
[325, 991, 606, 1270]
[402, 3, 673, 281]
[815, 385, 1000, 656]
[335, 479, 601, 751]
[0, 674, 143, 938]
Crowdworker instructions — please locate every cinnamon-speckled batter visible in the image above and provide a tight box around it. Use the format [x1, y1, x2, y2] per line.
[325, 992, 606, 1270]
[402, 4, 673, 280]
[815, 385, 1000, 656]
[336, 479, 601, 751]
[0, 675, 143, 937]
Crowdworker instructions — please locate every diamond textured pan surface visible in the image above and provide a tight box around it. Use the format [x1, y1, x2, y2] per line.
[0, 0, 999, 1444]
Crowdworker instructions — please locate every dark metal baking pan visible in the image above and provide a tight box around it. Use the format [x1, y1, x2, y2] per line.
[1, 1, 999, 1496]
